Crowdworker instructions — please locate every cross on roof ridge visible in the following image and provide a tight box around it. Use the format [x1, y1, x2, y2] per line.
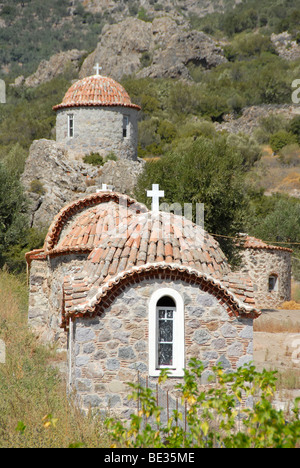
[93, 63, 102, 76]
[147, 184, 165, 213]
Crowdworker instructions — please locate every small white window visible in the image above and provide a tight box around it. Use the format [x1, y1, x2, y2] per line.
[68, 114, 74, 138]
[268, 275, 278, 292]
[149, 288, 184, 377]
[123, 115, 129, 138]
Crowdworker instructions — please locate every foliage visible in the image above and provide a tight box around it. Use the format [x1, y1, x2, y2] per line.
[0, 270, 110, 448]
[122, 49, 297, 157]
[288, 116, 300, 144]
[224, 32, 276, 61]
[0, 74, 73, 152]
[0, 162, 29, 269]
[30, 179, 46, 195]
[135, 136, 252, 265]
[137, 7, 153, 22]
[269, 130, 298, 153]
[249, 193, 300, 246]
[83, 152, 104, 166]
[248, 193, 300, 278]
[105, 359, 300, 448]
[0, 0, 104, 78]
[192, 0, 300, 38]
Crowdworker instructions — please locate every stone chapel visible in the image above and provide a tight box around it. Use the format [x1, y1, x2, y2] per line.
[25, 71, 292, 415]
[53, 66, 140, 160]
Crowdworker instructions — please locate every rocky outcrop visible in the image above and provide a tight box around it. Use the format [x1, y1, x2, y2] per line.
[79, 17, 227, 82]
[214, 104, 300, 136]
[21, 139, 145, 229]
[271, 32, 300, 62]
[11, 49, 87, 88]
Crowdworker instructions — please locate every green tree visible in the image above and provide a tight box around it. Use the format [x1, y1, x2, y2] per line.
[250, 194, 300, 247]
[0, 162, 28, 268]
[135, 136, 251, 265]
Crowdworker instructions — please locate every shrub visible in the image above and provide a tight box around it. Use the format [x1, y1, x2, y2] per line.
[269, 130, 298, 153]
[278, 143, 300, 166]
[105, 152, 118, 162]
[83, 152, 104, 166]
[105, 359, 300, 448]
[224, 33, 276, 61]
[0, 163, 29, 269]
[288, 116, 300, 143]
[30, 179, 46, 195]
[140, 51, 153, 69]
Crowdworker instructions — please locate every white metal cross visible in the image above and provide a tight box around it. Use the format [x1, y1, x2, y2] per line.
[147, 184, 164, 213]
[93, 63, 102, 76]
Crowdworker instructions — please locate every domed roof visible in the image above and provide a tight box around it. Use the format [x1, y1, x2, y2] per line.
[86, 210, 231, 281]
[53, 75, 141, 111]
[25, 192, 259, 325]
[40, 192, 230, 280]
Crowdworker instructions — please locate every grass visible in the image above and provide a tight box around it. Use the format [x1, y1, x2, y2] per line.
[0, 269, 110, 448]
[247, 146, 300, 196]
[254, 318, 300, 333]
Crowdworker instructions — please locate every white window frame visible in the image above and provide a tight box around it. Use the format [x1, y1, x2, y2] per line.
[68, 114, 74, 138]
[149, 288, 185, 377]
[268, 274, 279, 292]
[123, 115, 129, 138]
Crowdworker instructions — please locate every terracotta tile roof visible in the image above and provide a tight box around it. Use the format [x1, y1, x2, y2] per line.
[25, 191, 260, 325]
[241, 235, 293, 253]
[43, 192, 148, 253]
[84, 211, 231, 280]
[53, 75, 141, 111]
[62, 263, 260, 329]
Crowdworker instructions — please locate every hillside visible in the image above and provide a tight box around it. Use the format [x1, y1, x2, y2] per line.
[0, 0, 299, 274]
[0, 1, 299, 448]
[0, 0, 299, 79]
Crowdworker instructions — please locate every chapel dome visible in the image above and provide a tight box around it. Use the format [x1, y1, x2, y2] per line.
[86, 210, 231, 281]
[53, 75, 141, 111]
[42, 192, 231, 281]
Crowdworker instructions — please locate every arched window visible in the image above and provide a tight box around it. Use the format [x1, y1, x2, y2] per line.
[149, 288, 184, 377]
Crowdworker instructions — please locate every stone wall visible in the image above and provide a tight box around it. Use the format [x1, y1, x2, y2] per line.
[55, 106, 139, 160]
[241, 249, 292, 310]
[28, 255, 88, 349]
[70, 279, 253, 416]
[28, 259, 53, 343]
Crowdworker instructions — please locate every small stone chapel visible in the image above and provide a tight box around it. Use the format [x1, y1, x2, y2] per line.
[25, 71, 291, 415]
[26, 188, 261, 414]
[53, 64, 140, 160]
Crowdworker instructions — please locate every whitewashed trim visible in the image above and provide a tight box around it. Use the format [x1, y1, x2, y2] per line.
[149, 288, 185, 377]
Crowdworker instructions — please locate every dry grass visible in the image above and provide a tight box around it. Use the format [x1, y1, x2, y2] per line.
[0, 269, 110, 448]
[280, 301, 300, 310]
[291, 282, 300, 304]
[254, 317, 300, 333]
[247, 146, 300, 195]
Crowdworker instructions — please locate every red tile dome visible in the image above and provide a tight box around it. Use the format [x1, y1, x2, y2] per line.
[53, 75, 141, 111]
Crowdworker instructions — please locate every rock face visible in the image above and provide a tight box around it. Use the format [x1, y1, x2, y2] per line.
[79, 17, 227, 82]
[214, 104, 300, 136]
[21, 139, 145, 229]
[271, 32, 300, 62]
[11, 49, 87, 88]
